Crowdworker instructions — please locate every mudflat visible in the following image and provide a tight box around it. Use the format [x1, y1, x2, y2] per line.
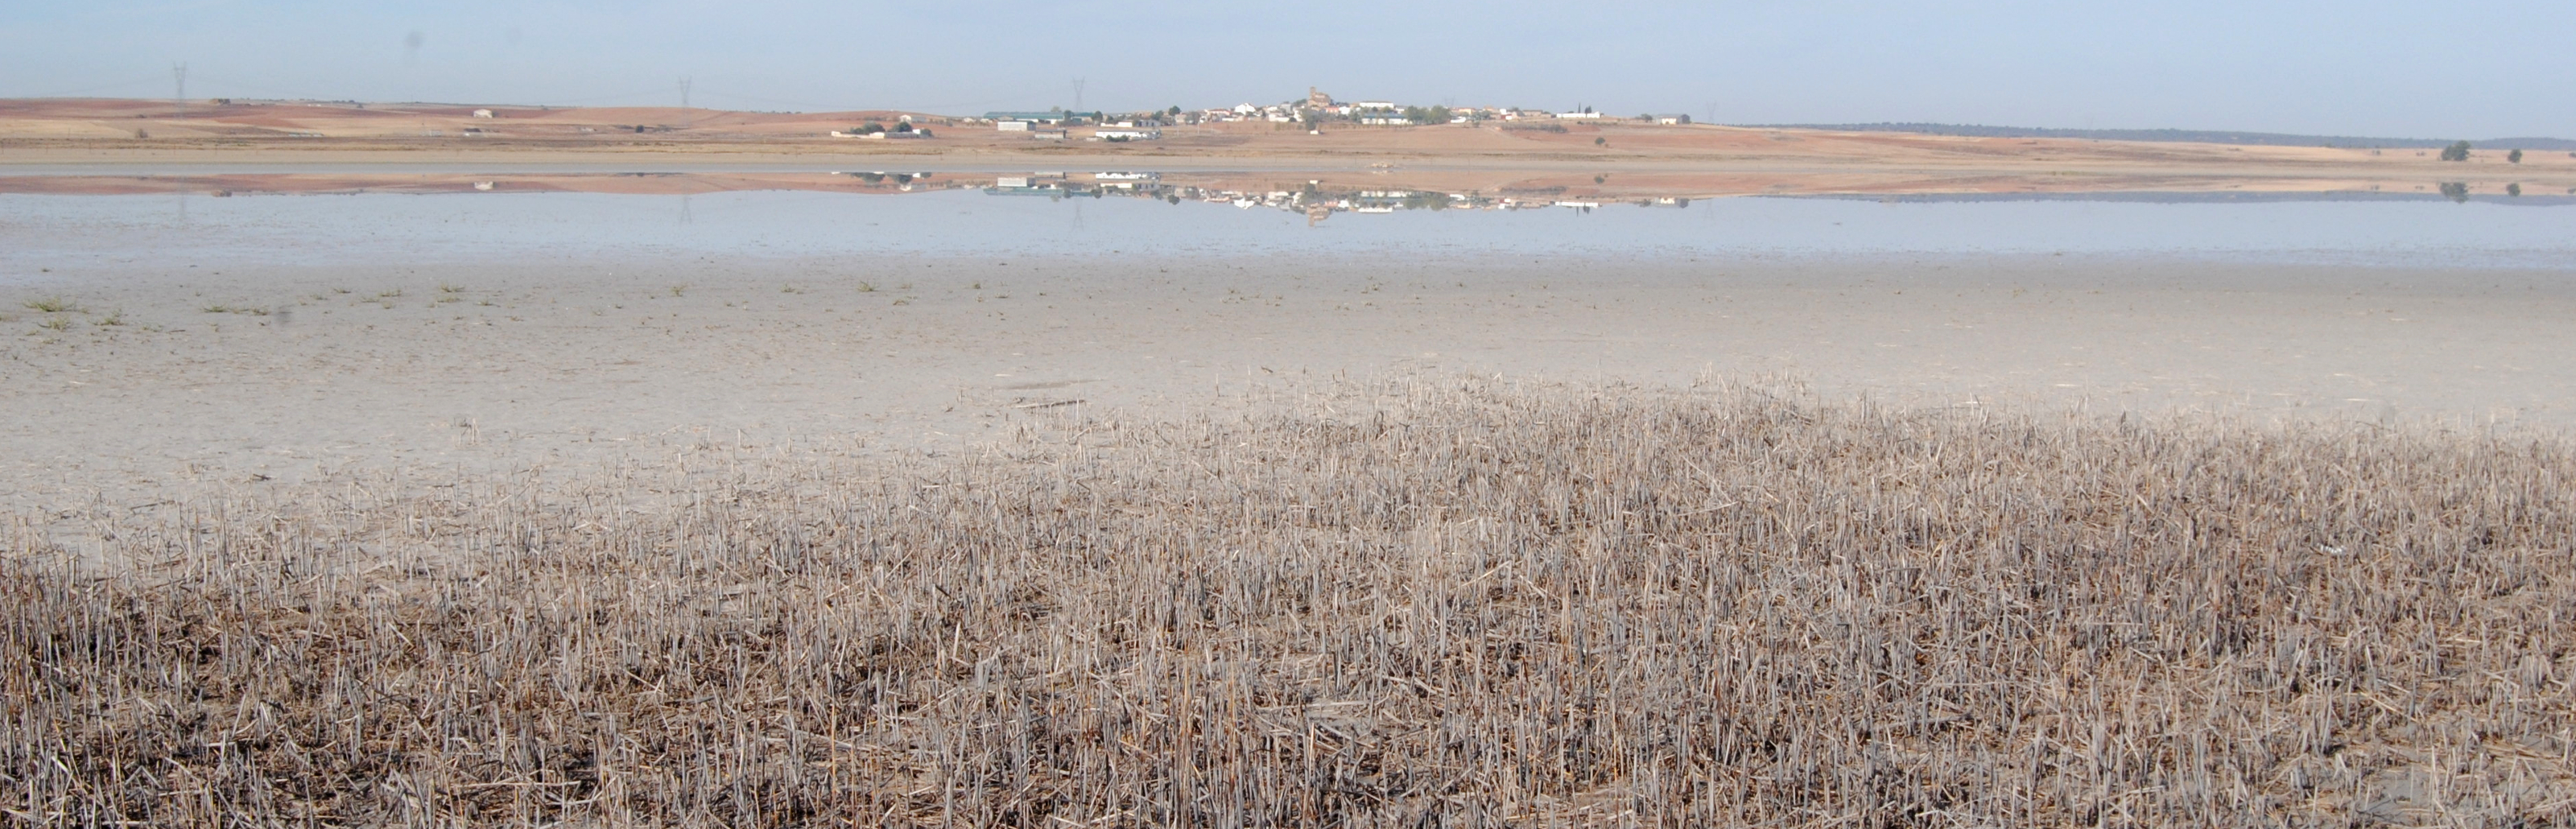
[6, 254, 2571, 510]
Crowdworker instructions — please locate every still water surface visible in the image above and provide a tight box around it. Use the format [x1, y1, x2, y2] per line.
[5, 177, 2574, 277]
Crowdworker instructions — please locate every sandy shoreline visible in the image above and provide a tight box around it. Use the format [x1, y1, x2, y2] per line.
[7, 254, 2574, 511]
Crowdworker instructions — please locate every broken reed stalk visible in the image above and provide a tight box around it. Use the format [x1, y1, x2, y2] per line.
[5, 377, 2573, 827]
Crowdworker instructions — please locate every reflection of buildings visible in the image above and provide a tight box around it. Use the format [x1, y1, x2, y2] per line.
[968, 171, 1699, 224]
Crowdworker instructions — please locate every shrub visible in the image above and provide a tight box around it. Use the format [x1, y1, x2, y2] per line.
[2440, 140, 2472, 161]
[6, 380, 2576, 825]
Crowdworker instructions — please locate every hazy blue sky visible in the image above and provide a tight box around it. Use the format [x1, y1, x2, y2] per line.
[6, 1, 2571, 138]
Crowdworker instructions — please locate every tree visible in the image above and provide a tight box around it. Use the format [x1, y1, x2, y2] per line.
[858, 122, 886, 134]
[2439, 181, 2470, 202]
[2508, 183, 2522, 196]
[1166, 105, 1182, 117]
[1403, 105, 1451, 126]
[2508, 148, 2524, 164]
[2440, 140, 2471, 162]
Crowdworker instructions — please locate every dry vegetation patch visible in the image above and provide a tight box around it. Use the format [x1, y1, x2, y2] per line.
[6, 379, 2574, 827]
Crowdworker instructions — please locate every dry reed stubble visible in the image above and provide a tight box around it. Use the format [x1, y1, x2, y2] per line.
[5, 377, 2574, 827]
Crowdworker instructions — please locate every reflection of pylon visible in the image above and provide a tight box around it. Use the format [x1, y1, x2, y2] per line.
[1306, 205, 1331, 227]
[679, 193, 692, 225]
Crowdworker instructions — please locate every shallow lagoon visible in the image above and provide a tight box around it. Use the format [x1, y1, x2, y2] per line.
[4, 171, 2575, 278]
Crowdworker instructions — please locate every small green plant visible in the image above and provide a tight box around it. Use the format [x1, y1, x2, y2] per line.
[857, 282, 877, 292]
[438, 283, 465, 294]
[37, 316, 73, 332]
[95, 311, 126, 326]
[23, 297, 76, 313]
[668, 284, 688, 298]
[374, 289, 403, 299]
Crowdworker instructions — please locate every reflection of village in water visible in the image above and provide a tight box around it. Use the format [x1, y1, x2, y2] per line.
[7, 168, 2566, 210]
[957, 171, 1685, 222]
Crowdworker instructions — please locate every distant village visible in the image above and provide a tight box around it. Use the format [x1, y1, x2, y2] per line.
[819, 88, 1690, 143]
[950, 88, 1690, 142]
[811, 88, 1705, 221]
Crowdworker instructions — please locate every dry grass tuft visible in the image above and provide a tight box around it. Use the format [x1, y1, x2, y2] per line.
[6, 378, 2574, 827]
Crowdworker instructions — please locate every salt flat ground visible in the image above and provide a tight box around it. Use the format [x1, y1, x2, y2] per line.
[5, 254, 2571, 510]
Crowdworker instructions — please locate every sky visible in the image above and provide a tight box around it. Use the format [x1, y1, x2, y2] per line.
[5, 0, 2573, 138]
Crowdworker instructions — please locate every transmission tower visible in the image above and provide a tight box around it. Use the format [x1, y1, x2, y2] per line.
[679, 76, 692, 109]
[1073, 77, 1085, 113]
[173, 63, 187, 118]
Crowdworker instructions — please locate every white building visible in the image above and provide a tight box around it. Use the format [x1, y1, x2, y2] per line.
[1558, 111, 1604, 120]
[1092, 128, 1162, 141]
[472, 109, 493, 118]
[997, 120, 1033, 132]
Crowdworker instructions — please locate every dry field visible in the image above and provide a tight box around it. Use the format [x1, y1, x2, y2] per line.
[6, 377, 2574, 827]
[8, 99, 2573, 199]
